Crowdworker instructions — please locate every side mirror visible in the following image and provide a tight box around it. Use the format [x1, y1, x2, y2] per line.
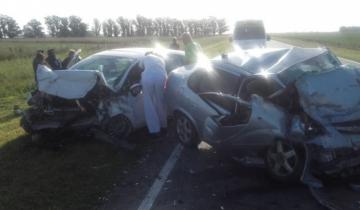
[266, 35, 271, 41]
[129, 83, 142, 96]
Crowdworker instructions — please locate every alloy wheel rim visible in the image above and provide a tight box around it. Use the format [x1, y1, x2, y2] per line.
[267, 141, 298, 177]
[176, 116, 192, 144]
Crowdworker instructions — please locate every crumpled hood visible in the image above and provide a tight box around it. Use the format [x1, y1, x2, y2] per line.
[295, 66, 360, 123]
[37, 65, 107, 99]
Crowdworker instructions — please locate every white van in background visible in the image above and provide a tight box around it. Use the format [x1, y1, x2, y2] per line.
[232, 20, 270, 49]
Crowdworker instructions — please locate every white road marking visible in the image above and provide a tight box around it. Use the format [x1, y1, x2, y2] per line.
[137, 143, 183, 210]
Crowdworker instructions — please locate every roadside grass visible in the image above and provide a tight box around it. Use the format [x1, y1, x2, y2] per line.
[272, 32, 360, 62]
[0, 36, 231, 210]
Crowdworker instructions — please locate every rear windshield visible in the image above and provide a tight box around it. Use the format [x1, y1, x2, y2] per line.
[234, 21, 265, 40]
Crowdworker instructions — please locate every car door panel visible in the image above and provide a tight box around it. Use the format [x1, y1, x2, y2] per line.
[203, 95, 287, 147]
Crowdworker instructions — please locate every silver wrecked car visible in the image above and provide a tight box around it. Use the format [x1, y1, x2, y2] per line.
[21, 48, 185, 147]
[166, 47, 360, 184]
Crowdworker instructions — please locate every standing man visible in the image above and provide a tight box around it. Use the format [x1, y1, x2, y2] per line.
[32, 50, 44, 83]
[62, 49, 82, 69]
[182, 32, 202, 65]
[46, 49, 62, 70]
[141, 52, 167, 138]
[61, 49, 76, 69]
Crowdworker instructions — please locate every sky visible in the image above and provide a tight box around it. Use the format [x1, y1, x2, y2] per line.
[1, 0, 359, 33]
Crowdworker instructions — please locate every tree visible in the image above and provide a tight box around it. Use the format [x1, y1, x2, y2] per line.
[113, 24, 120, 37]
[104, 19, 115, 37]
[217, 18, 228, 35]
[117, 17, 126, 37]
[93, 18, 101, 36]
[102, 21, 108, 37]
[0, 15, 8, 39]
[0, 15, 21, 38]
[135, 15, 147, 36]
[23, 19, 44, 38]
[339, 26, 360, 33]
[69, 16, 88, 37]
[45, 15, 61, 37]
[58, 17, 70, 37]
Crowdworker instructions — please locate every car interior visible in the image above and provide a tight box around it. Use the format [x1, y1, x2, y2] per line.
[188, 69, 252, 125]
[120, 53, 185, 95]
[238, 76, 282, 101]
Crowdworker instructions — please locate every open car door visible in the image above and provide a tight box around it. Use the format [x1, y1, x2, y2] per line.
[201, 92, 287, 147]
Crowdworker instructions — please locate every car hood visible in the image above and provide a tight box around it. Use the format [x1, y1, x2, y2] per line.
[295, 66, 360, 123]
[37, 66, 108, 99]
[222, 47, 327, 80]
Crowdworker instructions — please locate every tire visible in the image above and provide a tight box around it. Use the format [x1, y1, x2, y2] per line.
[175, 113, 200, 148]
[265, 140, 305, 183]
[20, 116, 33, 134]
[105, 115, 132, 145]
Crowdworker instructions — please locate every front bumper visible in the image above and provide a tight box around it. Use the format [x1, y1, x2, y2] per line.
[311, 146, 360, 175]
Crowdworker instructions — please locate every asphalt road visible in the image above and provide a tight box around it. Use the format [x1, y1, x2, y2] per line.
[101, 41, 360, 210]
[102, 130, 323, 210]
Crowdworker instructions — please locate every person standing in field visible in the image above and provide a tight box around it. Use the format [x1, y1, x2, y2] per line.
[181, 32, 202, 65]
[169, 37, 180, 50]
[61, 49, 76, 69]
[140, 52, 168, 138]
[62, 49, 82, 69]
[32, 50, 44, 83]
[46, 49, 62, 70]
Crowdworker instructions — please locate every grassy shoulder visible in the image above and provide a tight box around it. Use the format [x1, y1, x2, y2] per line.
[272, 33, 360, 62]
[0, 36, 231, 210]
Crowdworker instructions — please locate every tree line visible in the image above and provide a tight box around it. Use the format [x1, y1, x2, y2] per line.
[339, 26, 360, 33]
[0, 14, 228, 39]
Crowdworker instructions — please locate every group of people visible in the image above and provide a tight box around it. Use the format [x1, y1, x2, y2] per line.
[142, 32, 202, 138]
[32, 49, 81, 83]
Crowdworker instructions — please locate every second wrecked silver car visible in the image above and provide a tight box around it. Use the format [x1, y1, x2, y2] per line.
[166, 47, 360, 184]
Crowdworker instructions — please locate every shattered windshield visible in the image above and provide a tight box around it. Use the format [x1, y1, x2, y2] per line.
[70, 55, 135, 87]
[278, 52, 341, 84]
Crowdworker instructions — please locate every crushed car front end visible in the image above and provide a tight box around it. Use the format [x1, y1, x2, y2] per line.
[291, 65, 360, 176]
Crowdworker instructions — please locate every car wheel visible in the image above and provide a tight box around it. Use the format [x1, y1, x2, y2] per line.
[265, 140, 305, 183]
[106, 115, 132, 144]
[175, 113, 199, 148]
[20, 116, 33, 134]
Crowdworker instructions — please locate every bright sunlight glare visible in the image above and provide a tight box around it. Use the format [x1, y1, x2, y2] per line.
[194, 53, 213, 72]
[257, 68, 272, 78]
[153, 42, 168, 58]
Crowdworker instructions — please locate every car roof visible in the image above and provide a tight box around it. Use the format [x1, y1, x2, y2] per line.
[94, 48, 184, 59]
[213, 47, 327, 75]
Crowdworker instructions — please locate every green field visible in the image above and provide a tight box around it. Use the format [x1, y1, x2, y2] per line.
[272, 32, 360, 62]
[0, 36, 231, 210]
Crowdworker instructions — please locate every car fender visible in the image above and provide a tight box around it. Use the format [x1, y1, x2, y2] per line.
[100, 97, 136, 128]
